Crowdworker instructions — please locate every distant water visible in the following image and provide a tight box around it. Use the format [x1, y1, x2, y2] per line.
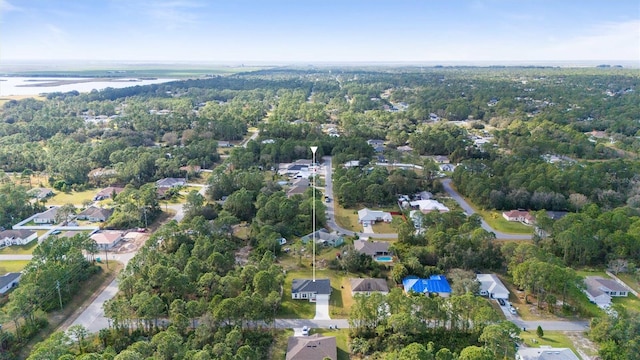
[0, 77, 177, 97]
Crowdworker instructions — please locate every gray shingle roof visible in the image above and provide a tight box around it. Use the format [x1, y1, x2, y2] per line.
[291, 278, 331, 295]
[0, 273, 21, 290]
[350, 278, 389, 293]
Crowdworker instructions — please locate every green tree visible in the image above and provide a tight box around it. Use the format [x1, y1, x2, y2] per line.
[537, 325, 544, 338]
[399, 342, 433, 360]
[458, 346, 493, 360]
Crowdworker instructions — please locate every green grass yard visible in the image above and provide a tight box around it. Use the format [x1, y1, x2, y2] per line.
[611, 294, 640, 313]
[519, 331, 583, 359]
[0, 260, 30, 273]
[334, 206, 359, 232]
[48, 189, 97, 205]
[0, 241, 38, 255]
[279, 269, 353, 319]
[615, 273, 640, 293]
[449, 184, 532, 234]
[313, 328, 351, 360]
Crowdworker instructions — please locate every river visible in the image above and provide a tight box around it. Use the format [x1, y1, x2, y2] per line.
[0, 77, 177, 97]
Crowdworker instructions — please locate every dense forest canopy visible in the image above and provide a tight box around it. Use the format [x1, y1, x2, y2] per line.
[0, 66, 639, 359]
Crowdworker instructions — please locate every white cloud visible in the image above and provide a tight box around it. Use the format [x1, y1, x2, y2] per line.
[541, 20, 640, 61]
[0, 0, 19, 13]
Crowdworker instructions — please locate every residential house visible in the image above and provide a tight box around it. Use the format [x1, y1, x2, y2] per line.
[409, 200, 449, 214]
[502, 210, 535, 224]
[439, 163, 457, 172]
[350, 278, 390, 296]
[217, 141, 231, 148]
[291, 278, 332, 301]
[403, 275, 452, 297]
[156, 178, 186, 188]
[397, 145, 413, 152]
[0, 272, 21, 295]
[516, 346, 580, 360]
[94, 186, 124, 201]
[301, 229, 344, 247]
[28, 188, 54, 200]
[476, 274, 510, 300]
[344, 160, 360, 168]
[77, 206, 113, 222]
[286, 334, 337, 360]
[280, 160, 314, 178]
[33, 207, 59, 224]
[286, 178, 310, 198]
[584, 276, 630, 308]
[358, 208, 392, 226]
[0, 229, 37, 247]
[431, 155, 449, 164]
[90, 231, 124, 250]
[353, 239, 391, 257]
[367, 139, 385, 146]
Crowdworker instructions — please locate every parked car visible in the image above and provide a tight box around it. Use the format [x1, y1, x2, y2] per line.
[497, 298, 506, 306]
[302, 326, 310, 336]
[510, 307, 517, 315]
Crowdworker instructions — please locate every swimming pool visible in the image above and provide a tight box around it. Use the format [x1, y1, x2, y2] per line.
[375, 256, 393, 262]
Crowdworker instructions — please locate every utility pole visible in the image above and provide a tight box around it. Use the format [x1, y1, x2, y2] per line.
[310, 146, 317, 282]
[56, 280, 63, 310]
[104, 247, 109, 269]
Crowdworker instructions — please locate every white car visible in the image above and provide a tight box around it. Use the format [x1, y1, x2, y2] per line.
[302, 326, 310, 336]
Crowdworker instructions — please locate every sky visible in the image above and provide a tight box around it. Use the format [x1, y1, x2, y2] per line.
[1, 0, 639, 64]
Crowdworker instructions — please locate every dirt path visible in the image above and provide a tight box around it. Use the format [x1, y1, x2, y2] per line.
[565, 331, 599, 360]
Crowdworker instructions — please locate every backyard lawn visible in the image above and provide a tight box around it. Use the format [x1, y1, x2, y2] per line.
[611, 294, 640, 313]
[48, 189, 97, 205]
[0, 241, 38, 255]
[371, 220, 398, 234]
[615, 273, 640, 293]
[0, 260, 30, 273]
[475, 208, 533, 234]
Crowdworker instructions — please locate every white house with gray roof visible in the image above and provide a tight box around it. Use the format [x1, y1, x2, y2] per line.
[584, 276, 630, 309]
[476, 273, 509, 300]
[291, 278, 331, 302]
[358, 208, 392, 226]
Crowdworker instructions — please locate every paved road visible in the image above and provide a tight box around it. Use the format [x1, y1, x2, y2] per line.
[323, 156, 397, 239]
[441, 179, 532, 240]
[275, 318, 349, 329]
[0, 254, 33, 261]
[67, 210, 181, 333]
[512, 319, 590, 331]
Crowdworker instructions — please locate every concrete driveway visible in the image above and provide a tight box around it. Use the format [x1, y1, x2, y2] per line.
[314, 297, 331, 320]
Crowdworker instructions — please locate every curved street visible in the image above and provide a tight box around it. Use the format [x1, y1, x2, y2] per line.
[441, 179, 532, 240]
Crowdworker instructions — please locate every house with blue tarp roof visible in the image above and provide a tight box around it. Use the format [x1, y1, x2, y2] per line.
[402, 275, 452, 297]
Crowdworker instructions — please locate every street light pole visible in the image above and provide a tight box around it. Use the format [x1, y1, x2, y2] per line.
[310, 146, 318, 282]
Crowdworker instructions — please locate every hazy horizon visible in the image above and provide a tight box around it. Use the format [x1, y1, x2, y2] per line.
[1, 0, 639, 65]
